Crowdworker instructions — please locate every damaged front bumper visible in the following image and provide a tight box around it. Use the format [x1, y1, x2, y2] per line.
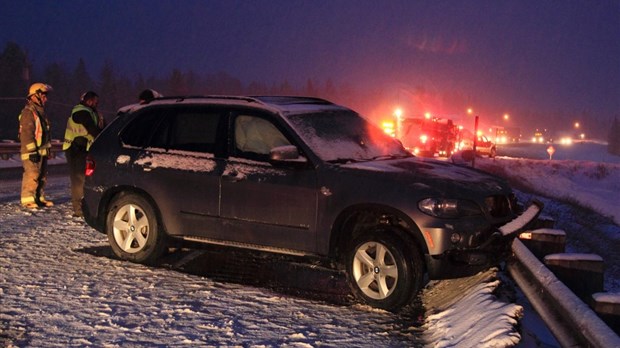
[426, 200, 544, 279]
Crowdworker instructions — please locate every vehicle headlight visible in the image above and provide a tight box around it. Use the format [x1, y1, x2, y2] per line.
[418, 198, 482, 218]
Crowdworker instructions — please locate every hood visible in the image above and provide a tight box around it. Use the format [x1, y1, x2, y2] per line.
[336, 157, 510, 196]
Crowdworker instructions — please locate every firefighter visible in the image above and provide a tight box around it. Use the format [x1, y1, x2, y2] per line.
[63, 91, 105, 217]
[19, 83, 54, 209]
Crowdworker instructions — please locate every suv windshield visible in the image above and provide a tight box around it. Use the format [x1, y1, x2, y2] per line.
[286, 110, 411, 163]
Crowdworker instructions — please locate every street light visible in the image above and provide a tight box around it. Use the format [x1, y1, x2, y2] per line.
[393, 108, 403, 138]
[394, 108, 403, 118]
[503, 114, 509, 121]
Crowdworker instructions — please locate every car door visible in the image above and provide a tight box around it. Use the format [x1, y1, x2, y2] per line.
[218, 112, 319, 253]
[130, 106, 226, 236]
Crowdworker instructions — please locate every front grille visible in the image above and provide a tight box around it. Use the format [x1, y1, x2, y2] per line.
[484, 195, 512, 217]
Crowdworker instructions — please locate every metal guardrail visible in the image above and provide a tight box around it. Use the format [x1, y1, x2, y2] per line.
[0, 141, 63, 160]
[508, 239, 620, 347]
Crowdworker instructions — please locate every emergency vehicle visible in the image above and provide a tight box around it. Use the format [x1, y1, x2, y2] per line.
[398, 116, 459, 157]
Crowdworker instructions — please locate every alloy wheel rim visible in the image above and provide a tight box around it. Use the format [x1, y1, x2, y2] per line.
[113, 204, 149, 253]
[352, 241, 398, 300]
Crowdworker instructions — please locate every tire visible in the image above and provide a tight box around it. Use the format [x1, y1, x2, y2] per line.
[106, 193, 166, 264]
[346, 227, 424, 311]
[489, 147, 497, 158]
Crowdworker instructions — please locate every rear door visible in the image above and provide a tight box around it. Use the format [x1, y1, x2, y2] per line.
[129, 105, 226, 236]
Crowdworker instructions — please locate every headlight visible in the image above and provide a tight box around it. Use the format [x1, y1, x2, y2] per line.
[418, 198, 482, 218]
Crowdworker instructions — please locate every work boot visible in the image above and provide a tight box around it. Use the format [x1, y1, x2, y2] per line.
[22, 202, 39, 209]
[38, 200, 54, 207]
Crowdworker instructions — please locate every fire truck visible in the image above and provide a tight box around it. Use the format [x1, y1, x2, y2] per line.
[398, 117, 459, 157]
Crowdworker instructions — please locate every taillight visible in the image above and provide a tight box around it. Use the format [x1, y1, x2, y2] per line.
[85, 155, 95, 176]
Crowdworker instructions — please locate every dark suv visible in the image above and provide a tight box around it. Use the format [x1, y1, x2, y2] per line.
[83, 96, 539, 310]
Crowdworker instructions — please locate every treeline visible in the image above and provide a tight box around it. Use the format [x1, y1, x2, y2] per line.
[0, 42, 355, 140]
[609, 117, 620, 156]
[2, 41, 618, 147]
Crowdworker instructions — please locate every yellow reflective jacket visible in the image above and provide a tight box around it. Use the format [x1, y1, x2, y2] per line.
[63, 104, 99, 151]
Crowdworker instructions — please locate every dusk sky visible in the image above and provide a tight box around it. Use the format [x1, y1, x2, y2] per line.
[1, 1, 619, 138]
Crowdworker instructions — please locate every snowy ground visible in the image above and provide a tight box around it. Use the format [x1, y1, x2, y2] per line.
[0, 175, 526, 347]
[1, 141, 618, 347]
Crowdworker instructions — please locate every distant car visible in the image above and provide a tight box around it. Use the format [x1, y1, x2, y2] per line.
[475, 135, 497, 158]
[83, 96, 532, 311]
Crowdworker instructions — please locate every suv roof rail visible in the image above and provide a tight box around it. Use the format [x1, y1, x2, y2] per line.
[145, 95, 337, 108]
[152, 95, 261, 104]
[251, 96, 335, 106]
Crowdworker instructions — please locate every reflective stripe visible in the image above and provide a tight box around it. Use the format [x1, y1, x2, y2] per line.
[20, 148, 49, 160]
[21, 196, 36, 204]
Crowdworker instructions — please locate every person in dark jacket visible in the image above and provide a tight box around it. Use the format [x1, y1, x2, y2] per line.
[62, 91, 105, 217]
[19, 83, 54, 208]
[138, 89, 162, 104]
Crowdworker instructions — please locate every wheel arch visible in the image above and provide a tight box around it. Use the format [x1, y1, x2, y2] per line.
[328, 203, 429, 262]
[98, 186, 168, 236]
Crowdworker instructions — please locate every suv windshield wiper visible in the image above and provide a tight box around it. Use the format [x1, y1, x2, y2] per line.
[327, 158, 364, 164]
[368, 153, 412, 161]
[328, 153, 411, 164]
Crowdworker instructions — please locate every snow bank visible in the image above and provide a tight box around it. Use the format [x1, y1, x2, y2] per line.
[422, 269, 523, 347]
[476, 157, 620, 225]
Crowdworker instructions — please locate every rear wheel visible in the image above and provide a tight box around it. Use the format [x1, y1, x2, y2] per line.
[106, 193, 166, 264]
[346, 227, 424, 311]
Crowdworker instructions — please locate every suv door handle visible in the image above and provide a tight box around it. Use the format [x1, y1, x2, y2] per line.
[141, 161, 153, 172]
[222, 171, 243, 182]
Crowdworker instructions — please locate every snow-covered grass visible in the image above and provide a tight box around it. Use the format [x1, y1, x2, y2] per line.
[476, 156, 620, 225]
[473, 143, 620, 293]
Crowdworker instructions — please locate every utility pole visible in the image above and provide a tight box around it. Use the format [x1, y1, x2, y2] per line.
[472, 116, 479, 168]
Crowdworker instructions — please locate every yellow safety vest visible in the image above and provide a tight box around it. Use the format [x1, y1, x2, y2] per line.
[63, 104, 98, 151]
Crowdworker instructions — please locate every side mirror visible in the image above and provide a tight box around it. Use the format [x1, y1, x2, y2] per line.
[269, 145, 308, 167]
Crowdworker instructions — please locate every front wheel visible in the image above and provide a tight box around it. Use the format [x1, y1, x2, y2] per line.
[106, 193, 166, 264]
[346, 228, 424, 311]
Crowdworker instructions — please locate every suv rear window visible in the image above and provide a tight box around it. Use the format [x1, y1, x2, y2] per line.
[121, 107, 222, 153]
[120, 110, 165, 147]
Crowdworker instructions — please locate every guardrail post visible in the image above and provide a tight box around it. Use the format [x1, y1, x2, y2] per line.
[532, 214, 555, 229]
[544, 253, 604, 304]
[592, 293, 620, 334]
[509, 240, 620, 347]
[518, 228, 566, 260]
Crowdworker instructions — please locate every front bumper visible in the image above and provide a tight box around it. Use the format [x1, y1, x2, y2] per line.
[426, 201, 543, 279]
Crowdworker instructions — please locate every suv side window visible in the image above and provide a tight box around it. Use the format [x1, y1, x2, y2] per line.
[233, 114, 290, 161]
[120, 110, 165, 147]
[150, 108, 222, 153]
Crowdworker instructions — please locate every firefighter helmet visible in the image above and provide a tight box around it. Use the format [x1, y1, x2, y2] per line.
[28, 83, 53, 97]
